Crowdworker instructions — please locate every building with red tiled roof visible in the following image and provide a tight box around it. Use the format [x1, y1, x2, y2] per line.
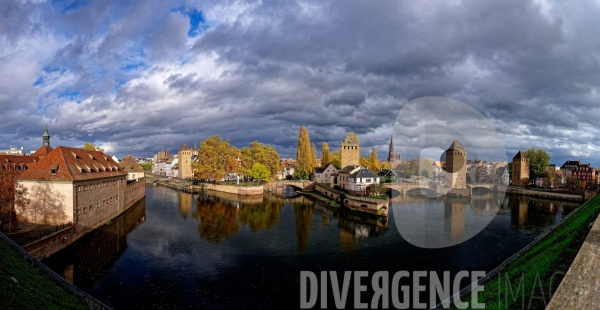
[16, 145, 145, 235]
[120, 155, 145, 181]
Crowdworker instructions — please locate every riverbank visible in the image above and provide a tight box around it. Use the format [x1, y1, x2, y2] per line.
[506, 186, 584, 201]
[445, 193, 600, 310]
[0, 233, 108, 310]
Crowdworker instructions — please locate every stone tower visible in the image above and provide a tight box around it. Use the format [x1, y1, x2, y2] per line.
[43, 125, 50, 147]
[178, 143, 193, 179]
[340, 132, 360, 168]
[444, 140, 467, 189]
[511, 151, 529, 186]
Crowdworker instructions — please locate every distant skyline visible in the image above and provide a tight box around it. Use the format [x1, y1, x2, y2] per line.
[2, 1, 600, 165]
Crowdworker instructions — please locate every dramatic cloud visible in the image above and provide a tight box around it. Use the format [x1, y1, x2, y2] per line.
[1, 0, 600, 165]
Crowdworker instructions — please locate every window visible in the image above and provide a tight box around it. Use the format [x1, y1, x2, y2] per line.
[50, 169, 56, 175]
[89, 205, 93, 211]
[83, 207, 87, 213]
[83, 185, 87, 191]
[77, 186, 81, 192]
[76, 209, 81, 215]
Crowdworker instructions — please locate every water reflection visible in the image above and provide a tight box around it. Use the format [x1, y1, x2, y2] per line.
[42, 186, 583, 309]
[42, 198, 146, 291]
[502, 193, 578, 232]
[194, 194, 240, 243]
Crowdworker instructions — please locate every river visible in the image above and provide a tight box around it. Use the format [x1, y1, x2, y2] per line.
[42, 185, 579, 309]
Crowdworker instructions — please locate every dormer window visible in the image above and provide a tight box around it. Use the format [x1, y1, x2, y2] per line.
[72, 152, 81, 160]
[89, 154, 96, 160]
[50, 164, 58, 175]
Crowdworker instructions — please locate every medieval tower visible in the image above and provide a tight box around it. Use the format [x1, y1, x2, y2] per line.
[511, 151, 529, 186]
[444, 140, 467, 189]
[340, 132, 360, 168]
[178, 143, 193, 179]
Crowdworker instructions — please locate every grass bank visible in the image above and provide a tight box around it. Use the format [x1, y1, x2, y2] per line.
[0, 236, 90, 309]
[451, 193, 600, 310]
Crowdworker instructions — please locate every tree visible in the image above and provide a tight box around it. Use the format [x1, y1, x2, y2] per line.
[368, 183, 384, 196]
[139, 162, 152, 171]
[311, 143, 318, 168]
[196, 136, 240, 182]
[380, 161, 392, 171]
[369, 148, 380, 172]
[246, 163, 272, 182]
[525, 148, 551, 180]
[82, 143, 104, 152]
[507, 161, 512, 181]
[331, 150, 342, 169]
[0, 170, 30, 232]
[321, 142, 332, 167]
[240, 141, 280, 180]
[294, 126, 314, 179]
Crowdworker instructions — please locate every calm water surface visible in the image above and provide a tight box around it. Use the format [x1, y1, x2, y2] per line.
[43, 186, 579, 309]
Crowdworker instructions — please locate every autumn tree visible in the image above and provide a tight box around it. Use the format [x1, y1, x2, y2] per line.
[321, 142, 332, 167]
[196, 136, 240, 182]
[380, 161, 392, 171]
[0, 170, 30, 232]
[311, 143, 318, 168]
[82, 143, 104, 152]
[240, 141, 280, 180]
[331, 150, 342, 169]
[246, 163, 272, 182]
[525, 148, 551, 180]
[369, 148, 380, 172]
[294, 126, 314, 179]
[360, 157, 371, 168]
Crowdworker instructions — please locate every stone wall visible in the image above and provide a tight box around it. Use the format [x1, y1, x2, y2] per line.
[343, 195, 389, 216]
[506, 186, 583, 201]
[202, 184, 264, 195]
[24, 180, 146, 260]
[315, 184, 340, 200]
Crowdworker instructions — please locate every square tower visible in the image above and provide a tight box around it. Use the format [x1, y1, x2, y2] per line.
[511, 151, 529, 186]
[178, 143, 193, 179]
[444, 140, 467, 189]
[340, 132, 360, 168]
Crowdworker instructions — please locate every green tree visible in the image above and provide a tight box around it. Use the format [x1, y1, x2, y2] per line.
[196, 136, 240, 182]
[507, 161, 512, 180]
[139, 162, 152, 171]
[294, 126, 314, 179]
[321, 142, 331, 167]
[331, 150, 342, 169]
[82, 143, 104, 152]
[525, 148, 551, 180]
[240, 141, 280, 180]
[247, 163, 272, 182]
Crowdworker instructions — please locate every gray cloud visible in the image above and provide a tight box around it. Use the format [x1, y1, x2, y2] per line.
[1, 0, 600, 166]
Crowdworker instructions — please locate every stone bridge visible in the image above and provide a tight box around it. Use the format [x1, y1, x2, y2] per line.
[263, 180, 315, 192]
[383, 182, 498, 196]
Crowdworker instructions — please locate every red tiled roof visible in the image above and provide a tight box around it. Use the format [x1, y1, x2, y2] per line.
[18, 146, 126, 181]
[0, 155, 40, 171]
[120, 155, 145, 172]
[33, 145, 53, 156]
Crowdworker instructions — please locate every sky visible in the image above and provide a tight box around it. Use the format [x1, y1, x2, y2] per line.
[2, 0, 600, 165]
